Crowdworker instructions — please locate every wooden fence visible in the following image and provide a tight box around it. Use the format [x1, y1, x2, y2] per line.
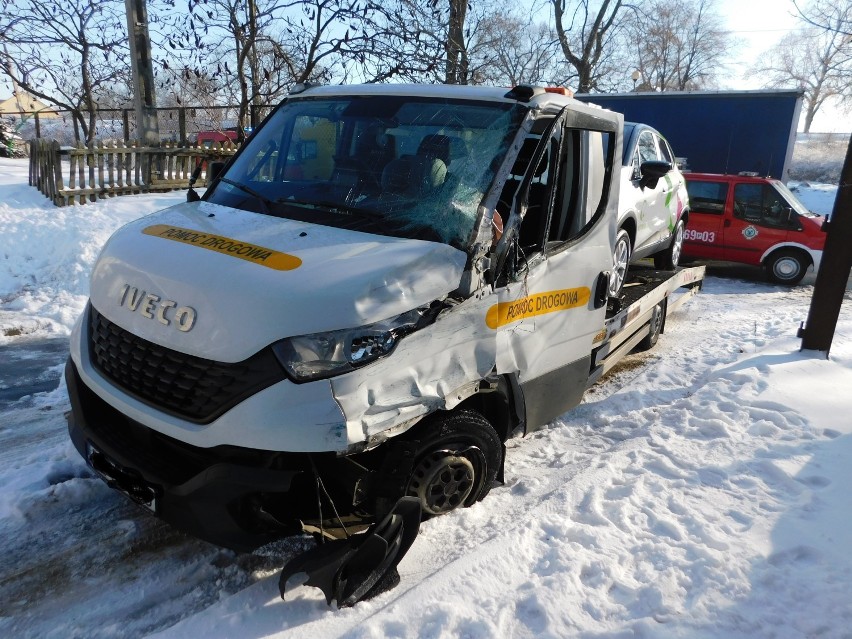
[28, 139, 239, 206]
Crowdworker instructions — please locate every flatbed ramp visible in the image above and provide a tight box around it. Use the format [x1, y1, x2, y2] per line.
[589, 264, 705, 384]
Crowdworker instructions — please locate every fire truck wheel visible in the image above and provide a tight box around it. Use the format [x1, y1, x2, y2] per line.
[766, 249, 809, 285]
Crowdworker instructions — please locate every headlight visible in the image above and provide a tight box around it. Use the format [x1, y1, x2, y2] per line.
[272, 307, 427, 382]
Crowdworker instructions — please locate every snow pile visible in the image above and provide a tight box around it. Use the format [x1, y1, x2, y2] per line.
[1, 158, 851, 639]
[0, 158, 185, 341]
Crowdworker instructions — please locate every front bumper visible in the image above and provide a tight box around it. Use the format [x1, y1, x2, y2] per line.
[69, 304, 351, 453]
[66, 358, 315, 552]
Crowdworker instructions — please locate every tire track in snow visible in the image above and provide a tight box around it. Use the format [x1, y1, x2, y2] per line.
[0, 399, 309, 639]
[321, 283, 838, 638]
[157, 278, 830, 637]
[0, 277, 837, 638]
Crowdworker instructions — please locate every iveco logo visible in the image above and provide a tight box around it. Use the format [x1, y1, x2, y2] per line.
[118, 284, 197, 332]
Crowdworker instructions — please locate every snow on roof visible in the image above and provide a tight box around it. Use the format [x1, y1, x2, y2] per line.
[0, 93, 59, 117]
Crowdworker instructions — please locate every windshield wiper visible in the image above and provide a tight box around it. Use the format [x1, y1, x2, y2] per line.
[277, 198, 382, 219]
[218, 178, 273, 213]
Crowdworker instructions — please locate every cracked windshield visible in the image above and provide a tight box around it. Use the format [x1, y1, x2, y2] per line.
[206, 95, 525, 249]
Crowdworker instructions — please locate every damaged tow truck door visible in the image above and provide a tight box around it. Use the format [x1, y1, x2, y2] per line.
[493, 110, 619, 431]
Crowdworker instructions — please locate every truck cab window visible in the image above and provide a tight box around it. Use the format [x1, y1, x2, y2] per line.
[514, 126, 610, 260]
[517, 137, 557, 254]
[734, 183, 798, 229]
[548, 129, 605, 246]
[687, 181, 728, 214]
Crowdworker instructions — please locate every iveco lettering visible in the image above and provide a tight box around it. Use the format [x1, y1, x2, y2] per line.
[118, 284, 197, 332]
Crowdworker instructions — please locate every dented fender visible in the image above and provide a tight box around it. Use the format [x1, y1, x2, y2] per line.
[330, 292, 499, 447]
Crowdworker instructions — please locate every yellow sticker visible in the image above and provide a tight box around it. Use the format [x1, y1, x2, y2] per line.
[142, 224, 302, 271]
[486, 287, 590, 329]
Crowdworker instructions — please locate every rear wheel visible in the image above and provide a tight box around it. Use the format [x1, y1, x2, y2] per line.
[403, 410, 501, 517]
[635, 299, 666, 352]
[766, 249, 809, 285]
[654, 219, 684, 270]
[609, 229, 631, 297]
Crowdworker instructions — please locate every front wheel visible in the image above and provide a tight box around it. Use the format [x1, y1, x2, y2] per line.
[766, 249, 809, 285]
[654, 219, 684, 270]
[403, 410, 502, 517]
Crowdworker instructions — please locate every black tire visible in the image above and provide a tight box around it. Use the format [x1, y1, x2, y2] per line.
[609, 229, 631, 297]
[766, 249, 809, 285]
[402, 409, 502, 517]
[654, 218, 685, 270]
[635, 299, 666, 352]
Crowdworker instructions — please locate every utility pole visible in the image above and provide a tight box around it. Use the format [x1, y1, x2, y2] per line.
[799, 133, 852, 356]
[125, 0, 159, 182]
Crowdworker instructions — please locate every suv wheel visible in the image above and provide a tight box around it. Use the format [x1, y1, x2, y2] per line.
[609, 229, 631, 297]
[654, 219, 684, 270]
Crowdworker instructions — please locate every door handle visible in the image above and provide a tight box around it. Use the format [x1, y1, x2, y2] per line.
[724, 219, 732, 228]
[593, 271, 609, 309]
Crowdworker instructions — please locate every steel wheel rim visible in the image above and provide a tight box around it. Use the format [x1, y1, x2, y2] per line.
[774, 257, 801, 280]
[650, 304, 663, 337]
[407, 447, 484, 516]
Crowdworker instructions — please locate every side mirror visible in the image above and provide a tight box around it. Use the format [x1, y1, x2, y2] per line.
[639, 160, 672, 189]
[785, 207, 803, 230]
[207, 161, 226, 186]
[187, 161, 204, 202]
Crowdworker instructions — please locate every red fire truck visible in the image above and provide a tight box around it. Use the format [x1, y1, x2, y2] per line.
[682, 172, 826, 284]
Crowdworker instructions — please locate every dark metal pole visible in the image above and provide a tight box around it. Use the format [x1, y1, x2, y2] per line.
[178, 107, 187, 144]
[125, 0, 160, 184]
[799, 133, 852, 356]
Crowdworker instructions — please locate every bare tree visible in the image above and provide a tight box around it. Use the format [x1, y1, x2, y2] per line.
[794, 0, 852, 37]
[629, 0, 729, 91]
[157, 0, 389, 132]
[551, 0, 631, 93]
[748, 22, 851, 132]
[0, 0, 128, 143]
[367, 0, 527, 85]
[475, 13, 572, 87]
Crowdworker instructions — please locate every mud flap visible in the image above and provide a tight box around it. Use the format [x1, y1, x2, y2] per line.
[279, 497, 422, 607]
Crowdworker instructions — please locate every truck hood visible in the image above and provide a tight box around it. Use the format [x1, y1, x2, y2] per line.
[89, 201, 468, 362]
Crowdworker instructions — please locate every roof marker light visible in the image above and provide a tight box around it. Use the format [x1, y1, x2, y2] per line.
[545, 87, 573, 97]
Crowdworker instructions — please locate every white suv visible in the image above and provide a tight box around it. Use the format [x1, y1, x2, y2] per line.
[609, 122, 689, 297]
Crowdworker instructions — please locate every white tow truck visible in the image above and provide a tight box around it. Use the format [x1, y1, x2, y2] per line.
[65, 83, 704, 605]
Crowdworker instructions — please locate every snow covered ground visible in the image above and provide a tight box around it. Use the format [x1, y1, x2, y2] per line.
[1, 157, 851, 638]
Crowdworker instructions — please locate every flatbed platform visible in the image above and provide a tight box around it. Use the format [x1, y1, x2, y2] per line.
[589, 264, 705, 385]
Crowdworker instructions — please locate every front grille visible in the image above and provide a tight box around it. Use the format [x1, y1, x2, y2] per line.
[88, 305, 286, 423]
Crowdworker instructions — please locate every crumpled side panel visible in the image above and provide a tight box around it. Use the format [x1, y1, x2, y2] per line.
[330, 294, 497, 444]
